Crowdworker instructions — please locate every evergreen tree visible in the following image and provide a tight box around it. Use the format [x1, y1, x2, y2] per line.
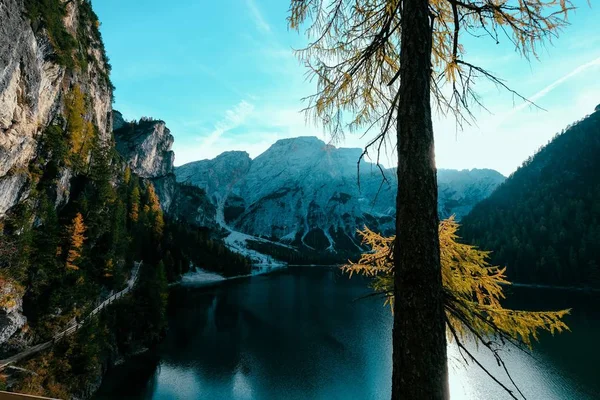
[461, 110, 600, 288]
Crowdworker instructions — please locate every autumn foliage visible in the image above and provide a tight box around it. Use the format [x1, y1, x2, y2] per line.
[146, 184, 164, 237]
[66, 213, 87, 271]
[65, 85, 96, 161]
[129, 186, 140, 222]
[344, 218, 570, 346]
[343, 218, 570, 396]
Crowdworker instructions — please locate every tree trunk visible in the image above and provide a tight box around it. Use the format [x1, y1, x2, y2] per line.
[392, 0, 448, 398]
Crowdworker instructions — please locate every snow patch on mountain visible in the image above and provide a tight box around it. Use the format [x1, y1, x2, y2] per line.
[176, 136, 505, 253]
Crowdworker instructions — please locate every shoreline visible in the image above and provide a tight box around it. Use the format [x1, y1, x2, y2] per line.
[174, 263, 287, 287]
[173, 265, 600, 294]
[508, 282, 600, 293]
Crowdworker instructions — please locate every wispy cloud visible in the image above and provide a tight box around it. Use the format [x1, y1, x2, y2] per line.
[503, 55, 600, 119]
[199, 100, 255, 148]
[245, 0, 271, 33]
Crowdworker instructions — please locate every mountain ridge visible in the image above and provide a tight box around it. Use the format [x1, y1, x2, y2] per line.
[176, 136, 506, 255]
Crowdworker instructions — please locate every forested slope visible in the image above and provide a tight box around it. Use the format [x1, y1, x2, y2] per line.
[461, 105, 600, 288]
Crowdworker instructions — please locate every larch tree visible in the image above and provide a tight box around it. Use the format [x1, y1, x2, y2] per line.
[344, 218, 570, 399]
[288, 0, 573, 398]
[145, 183, 164, 237]
[124, 166, 132, 185]
[130, 186, 141, 223]
[66, 213, 87, 271]
[65, 85, 96, 164]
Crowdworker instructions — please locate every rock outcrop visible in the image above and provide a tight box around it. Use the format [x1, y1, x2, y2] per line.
[114, 118, 177, 209]
[112, 110, 125, 131]
[0, 280, 26, 346]
[114, 119, 175, 180]
[113, 115, 217, 227]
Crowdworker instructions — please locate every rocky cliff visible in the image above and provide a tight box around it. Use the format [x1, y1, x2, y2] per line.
[114, 118, 176, 207]
[0, 0, 113, 217]
[176, 137, 505, 252]
[0, 0, 113, 346]
[113, 116, 216, 228]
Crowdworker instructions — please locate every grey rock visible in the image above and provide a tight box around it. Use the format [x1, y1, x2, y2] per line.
[0, 173, 28, 216]
[114, 118, 217, 227]
[112, 110, 125, 131]
[114, 119, 175, 179]
[0, 280, 26, 345]
[176, 137, 506, 251]
[0, 0, 112, 217]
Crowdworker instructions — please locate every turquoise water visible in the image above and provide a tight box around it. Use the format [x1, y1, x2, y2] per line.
[96, 266, 600, 399]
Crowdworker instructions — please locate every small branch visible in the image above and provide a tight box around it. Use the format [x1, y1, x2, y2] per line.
[446, 317, 522, 400]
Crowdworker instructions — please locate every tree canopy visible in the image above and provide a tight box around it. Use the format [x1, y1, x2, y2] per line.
[288, 0, 573, 156]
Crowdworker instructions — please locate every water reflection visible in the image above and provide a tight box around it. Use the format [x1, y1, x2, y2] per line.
[96, 267, 600, 399]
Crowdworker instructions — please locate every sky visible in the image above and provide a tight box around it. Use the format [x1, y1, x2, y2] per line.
[94, 0, 600, 176]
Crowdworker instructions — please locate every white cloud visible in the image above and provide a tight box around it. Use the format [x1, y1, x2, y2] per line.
[245, 0, 271, 33]
[202, 100, 255, 147]
[174, 100, 255, 164]
[495, 55, 600, 126]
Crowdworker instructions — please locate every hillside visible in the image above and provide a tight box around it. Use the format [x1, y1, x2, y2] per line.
[0, 1, 247, 397]
[460, 106, 600, 288]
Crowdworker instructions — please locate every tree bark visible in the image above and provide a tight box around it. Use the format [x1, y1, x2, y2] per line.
[392, 0, 448, 398]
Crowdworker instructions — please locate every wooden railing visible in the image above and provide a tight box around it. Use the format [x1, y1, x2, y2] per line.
[0, 262, 142, 371]
[0, 391, 59, 399]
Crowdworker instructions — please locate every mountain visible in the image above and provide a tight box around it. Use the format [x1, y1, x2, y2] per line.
[460, 106, 600, 288]
[0, 0, 113, 217]
[176, 136, 505, 256]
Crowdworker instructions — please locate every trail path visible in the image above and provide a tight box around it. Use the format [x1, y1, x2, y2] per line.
[0, 262, 142, 370]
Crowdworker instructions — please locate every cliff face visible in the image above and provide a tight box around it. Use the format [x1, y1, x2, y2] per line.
[113, 116, 217, 227]
[0, 0, 113, 217]
[0, 0, 113, 346]
[0, 280, 26, 345]
[114, 119, 175, 180]
[114, 118, 177, 210]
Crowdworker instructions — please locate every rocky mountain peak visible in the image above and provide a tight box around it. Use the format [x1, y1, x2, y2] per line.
[175, 137, 506, 253]
[114, 117, 175, 179]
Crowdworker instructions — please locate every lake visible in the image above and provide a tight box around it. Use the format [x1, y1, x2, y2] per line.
[95, 266, 600, 399]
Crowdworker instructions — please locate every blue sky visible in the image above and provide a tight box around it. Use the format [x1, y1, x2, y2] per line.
[95, 0, 600, 175]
